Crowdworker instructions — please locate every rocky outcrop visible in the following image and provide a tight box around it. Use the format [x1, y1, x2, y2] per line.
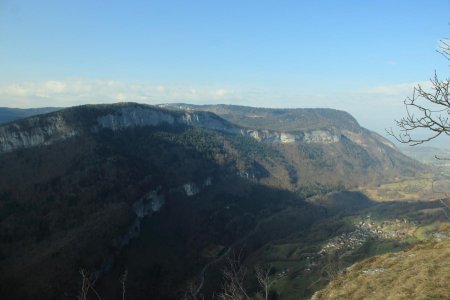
[96, 189, 165, 276]
[183, 176, 213, 197]
[0, 103, 394, 154]
[183, 183, 199, 197]
[97, 106, 239, 134]
[97, 176, 214, 277]
[303, 130, 340, 143]
[0, 114, 76, 153]
[0, 104, 241, 154]
[240, 128, 341, 144]
[97, 106, 176, 129]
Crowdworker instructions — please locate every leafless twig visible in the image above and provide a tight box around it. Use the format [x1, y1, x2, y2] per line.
[78, 269, 102, 300]
[119, 270, 128, 300]
[388, 38, 450, 147]
[254, 264, 276, 300]
[217, 253, 251, 300]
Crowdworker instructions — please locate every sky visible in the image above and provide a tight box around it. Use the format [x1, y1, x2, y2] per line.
[0, 0, 449, 143]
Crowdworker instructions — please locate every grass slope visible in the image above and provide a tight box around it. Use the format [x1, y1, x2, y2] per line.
[313, 240, 450, 300]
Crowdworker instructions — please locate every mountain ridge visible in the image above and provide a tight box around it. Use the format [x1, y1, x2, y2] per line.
[159, 103, 363, 132]
[0, 107, 61, 125]
[0, 102, 426, 185]
[0, 102, 422, 188]
[0, 102, 429, 299]
[0, 102, 396, 151]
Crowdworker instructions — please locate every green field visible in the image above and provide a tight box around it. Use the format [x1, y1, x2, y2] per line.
[360, 175, 450, 201]
[244, 193, 450, 299]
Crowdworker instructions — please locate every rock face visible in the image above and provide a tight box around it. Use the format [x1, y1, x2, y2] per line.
[0, 105, 385, 153]
[0, 103, 351, 154]
[183, 183, 199, 197]
[98, 176, 214, 277]
[0, 104, 249, 154]
[97, 106, 176, 129]
[183, 177, 213, 197]
[240, 128, 341, 144]
[0, 114, 77, 153]
[0, 102, 419, 189]
[159, 103, 399, 149]
[97, 105, 239, 133]
[95, 189, 165, 277]
[0, 103, 400, 155]
[160, 103, 362, 132]
[0, 102, 421, 189]
[303, 130, 340, 144]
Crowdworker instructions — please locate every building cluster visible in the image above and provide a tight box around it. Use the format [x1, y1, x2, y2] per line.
[318, 228, 371, 255]
[318, 216, 415, 256]
[356, 216, 414, 240]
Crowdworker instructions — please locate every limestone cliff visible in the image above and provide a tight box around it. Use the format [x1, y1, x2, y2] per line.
[0, 114, 76, 153]
[0, 103, 351, 154]
[0, 104, 240, 154]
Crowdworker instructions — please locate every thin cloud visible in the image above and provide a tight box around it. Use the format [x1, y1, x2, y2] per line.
[213, 88, 227, 97]
[0, 79, 242, 108]
[386, 60, 397, 65]
[360, 81, 431, 96]
[0, 78, 434, 141]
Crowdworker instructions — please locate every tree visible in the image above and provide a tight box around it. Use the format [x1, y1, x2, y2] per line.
[254, 264, 277, 300]
[388, 38, 450, 146]
[216, 254, 276, 300]
[77, 269, 128, 300]
[217, 255, 252, 300]
[78, 269, 102, 300]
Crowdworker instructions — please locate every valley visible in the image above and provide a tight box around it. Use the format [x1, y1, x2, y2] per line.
[250, 197, 450, 299]
[0, 103, 448, 300]
[2, 2, 449, 299]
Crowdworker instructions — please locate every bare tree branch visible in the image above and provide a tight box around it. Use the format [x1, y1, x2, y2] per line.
[388, 38, 450, 146]
[182, 279, 204, 300]
[78, 269, 102, 300]
[254, 264, 276, 300]
[119, 270, 128, 300]
[217, 253, 251, 300]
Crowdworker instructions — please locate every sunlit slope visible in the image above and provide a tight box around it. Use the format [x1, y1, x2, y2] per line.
[312, 240, 450, 300]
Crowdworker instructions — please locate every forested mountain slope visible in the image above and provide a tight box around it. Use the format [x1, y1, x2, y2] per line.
[0, 103, 426, 299]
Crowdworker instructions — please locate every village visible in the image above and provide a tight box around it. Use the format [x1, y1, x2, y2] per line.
[272, 216, 450, 281]
[272, 216, 417, 280]
[318, 215, 416, 256]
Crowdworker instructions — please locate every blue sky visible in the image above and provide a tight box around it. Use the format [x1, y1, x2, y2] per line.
[0, 0, 449, 140]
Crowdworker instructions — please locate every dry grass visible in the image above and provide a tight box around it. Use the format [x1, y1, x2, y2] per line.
[313, 241, 450, 300]
[359, 175, 450, 202]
